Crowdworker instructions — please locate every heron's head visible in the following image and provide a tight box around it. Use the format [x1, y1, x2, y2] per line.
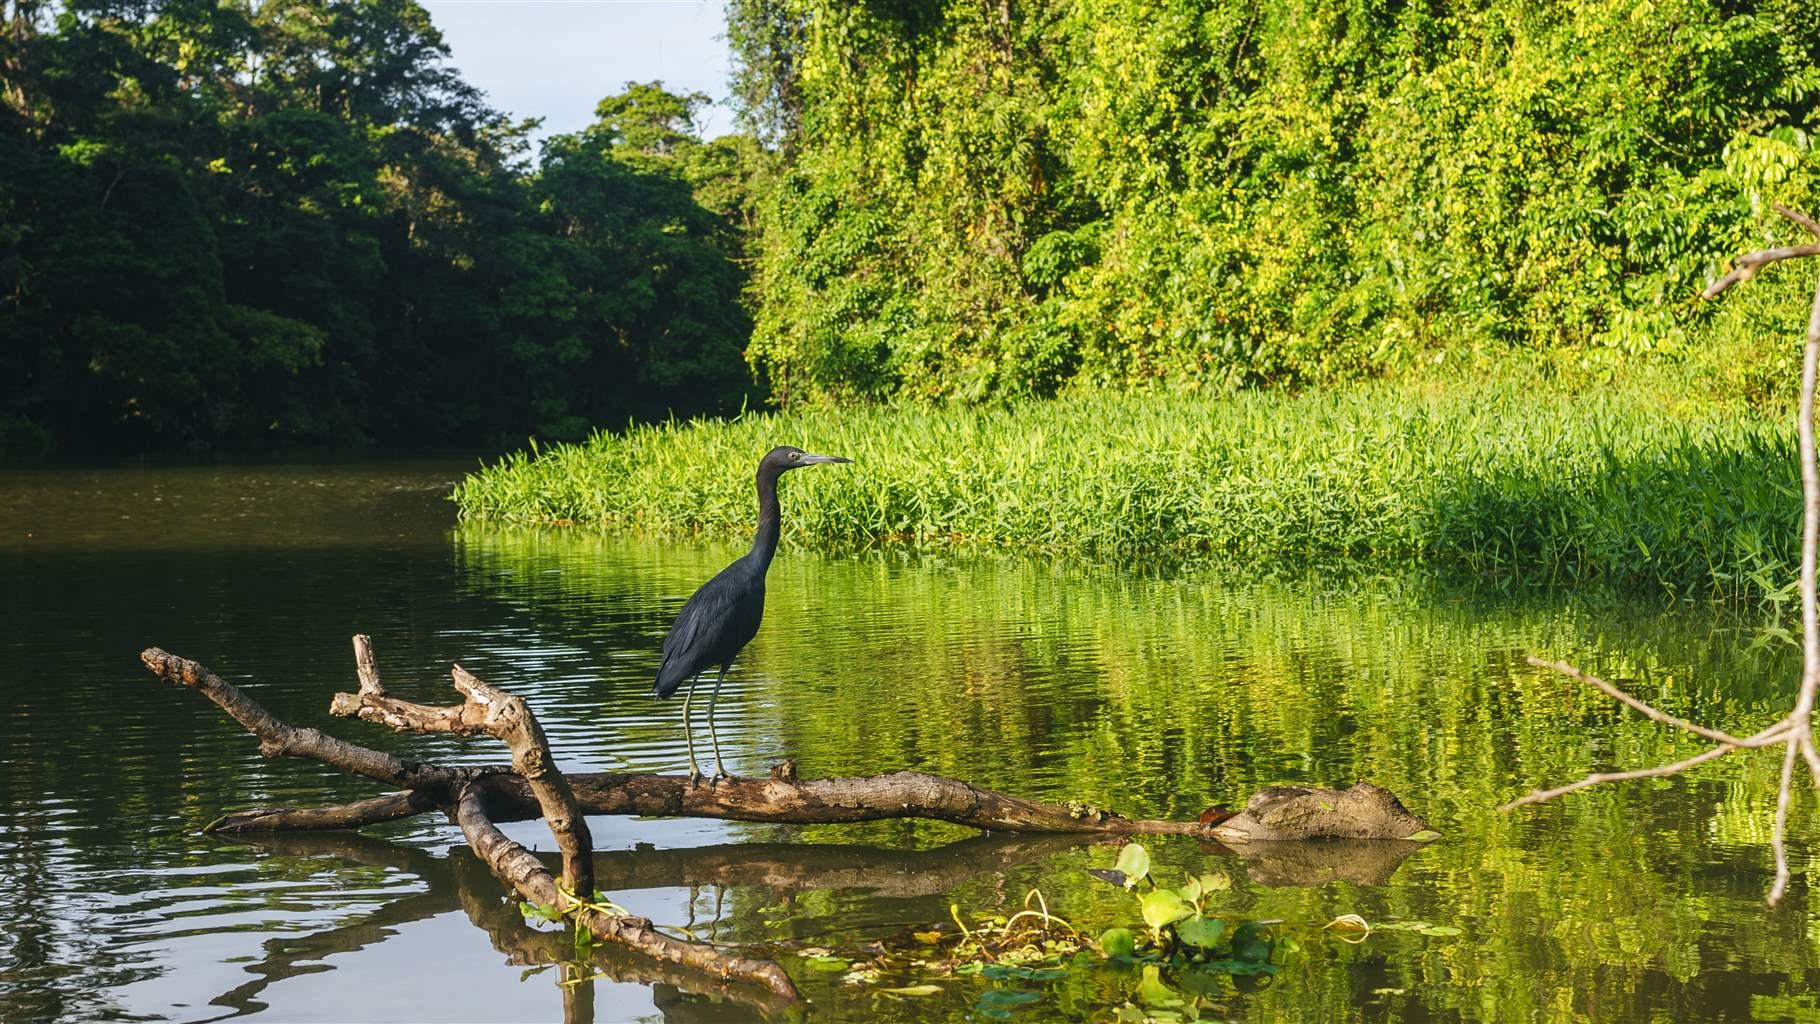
[762, 445, 852, 473]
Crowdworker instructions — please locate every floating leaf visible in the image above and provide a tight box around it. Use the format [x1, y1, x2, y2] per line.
[1324, 913, 1371, 943]
[1195, 959, 1280, 976]
[1373, 920, 1463, 937]
[1099, 926, 1137, 960]
[913, 930, 944, 944]
[1115, 1005, 1147, 1023]
[882, 984, 944, 997]
[1197, 871, 1231, 894]
[1140, 889, 1193, 935]
[1405, 830, 1443, 843]
[1230, 921, 1274, 964]
[1175, 914, 1226, 949]
[976, 987, 1043, 1019]
[1113, 843, 1151, 885]
[1087, 868, 1129, 888]
[1135, 964, 1184, 1008]
[1177, 876, 1203, 903]
[980, 964, 1067, 981]
[804, 955, 850, 972]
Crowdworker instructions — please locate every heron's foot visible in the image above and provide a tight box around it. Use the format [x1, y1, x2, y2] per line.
[687, 768, 705, 787]
[712, 765, 735, 783]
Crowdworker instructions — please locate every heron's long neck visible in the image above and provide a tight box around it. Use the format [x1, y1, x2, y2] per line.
[748, 465, 782, 572]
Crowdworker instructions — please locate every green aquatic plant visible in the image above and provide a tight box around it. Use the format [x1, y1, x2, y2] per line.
[454, 376, 1799, 601]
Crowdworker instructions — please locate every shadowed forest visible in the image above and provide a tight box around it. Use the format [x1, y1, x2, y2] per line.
[6, 0, 1820, 457]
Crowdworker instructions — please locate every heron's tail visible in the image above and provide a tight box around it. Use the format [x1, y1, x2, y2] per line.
[652, 670, 685, 700]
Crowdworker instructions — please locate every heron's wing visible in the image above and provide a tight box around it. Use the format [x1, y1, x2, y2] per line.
[654, 573, 745, 694]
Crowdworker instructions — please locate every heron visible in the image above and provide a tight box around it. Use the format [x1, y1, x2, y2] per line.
[653, 444, 851, 783]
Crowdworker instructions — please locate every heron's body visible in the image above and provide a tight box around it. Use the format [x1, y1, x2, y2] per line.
[653, 559, 765, 699]
[652, 445, 849, 781]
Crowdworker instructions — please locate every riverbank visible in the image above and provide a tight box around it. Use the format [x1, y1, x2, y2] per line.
[453, 377, 1797, 601]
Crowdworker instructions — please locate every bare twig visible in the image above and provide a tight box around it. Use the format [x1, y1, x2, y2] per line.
[1777, 201, 1820, 241]
[1497, 735, 1775, 811]
[1508, 205, 1820, 906]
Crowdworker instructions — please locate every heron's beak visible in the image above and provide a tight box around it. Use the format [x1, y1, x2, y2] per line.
[800, 453, 852, 465]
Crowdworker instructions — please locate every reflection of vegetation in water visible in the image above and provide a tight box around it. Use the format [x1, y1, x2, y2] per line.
[454, 525, 1820, 1022]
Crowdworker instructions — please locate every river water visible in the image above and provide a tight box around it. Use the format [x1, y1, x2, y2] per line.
[2, 458, 1817, 1023]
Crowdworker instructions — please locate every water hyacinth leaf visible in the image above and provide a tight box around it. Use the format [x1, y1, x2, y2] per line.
[1135, 965, 1184, 1008]
[1177, 876, 1202, 903]
[1087, 868, 1129, 888]
[882, 984, 944, 996]
[1140, 889, 1193, 934]
[1195, 959, 1281, 976]
[1231, 922, 1274, 963]
[980, 964, 1067, 981]
[1099, 926, 1138, 960]
[1197, 872, 1231, 894]
[1114, 843, 1151, 885]
[1175, 913, 1226, 949]
[975, 988, 1043, 1019]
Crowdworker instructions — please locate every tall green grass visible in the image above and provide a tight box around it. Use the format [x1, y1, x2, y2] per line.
[452, 380, 1799, 601]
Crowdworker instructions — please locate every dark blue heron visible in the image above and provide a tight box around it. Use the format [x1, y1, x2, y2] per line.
[654, 445, 851, 782]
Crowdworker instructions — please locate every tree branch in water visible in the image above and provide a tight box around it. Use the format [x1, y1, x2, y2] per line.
[1508, 204, 1820, 906]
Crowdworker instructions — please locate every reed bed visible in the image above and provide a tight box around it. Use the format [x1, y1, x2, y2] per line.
[453, 381, 1797, 601]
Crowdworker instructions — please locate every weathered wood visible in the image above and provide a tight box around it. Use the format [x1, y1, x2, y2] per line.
[146, 638, 1439, 1003]
[1208, 783, 1435, 843]
[205, 790, 440, 833]
[142, 647, 502, 789]
[331, 665, 597, 902]
[453, 784, 797, 999]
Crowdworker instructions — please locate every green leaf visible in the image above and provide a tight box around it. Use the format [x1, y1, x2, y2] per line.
[1177, 876, 1202, 903]
[980, 964, 1067, 981]
[804, 955, 850, 971]
[1099, 926, 1137, 960]
[1230, 921, 1274, 963]
[976, 988, 1043, 1019]
[882, 984, 944, 996]
[1175, 914, 1226, 949]
[1405, 829, 1443, 842]
[1140, 889, 1193, 934]
[1113, 842, 1151, 885]
[1197, 871, 1231, 894]
[1135, 964, 1184, 1008]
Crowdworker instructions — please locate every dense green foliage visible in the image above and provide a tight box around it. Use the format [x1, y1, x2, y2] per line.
[0, 1, 754, 455]
[453, 374, 1800, 600]
[727, 0, 1820, 404]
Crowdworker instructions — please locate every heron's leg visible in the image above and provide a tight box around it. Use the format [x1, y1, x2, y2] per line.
[707, 665, 732, 781]
[681, 673, 704, 784]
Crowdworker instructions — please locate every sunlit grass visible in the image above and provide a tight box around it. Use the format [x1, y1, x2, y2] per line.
[452, 377, 1798, 601]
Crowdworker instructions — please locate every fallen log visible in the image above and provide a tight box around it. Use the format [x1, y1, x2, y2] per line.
[141, 636, 1438, 1004]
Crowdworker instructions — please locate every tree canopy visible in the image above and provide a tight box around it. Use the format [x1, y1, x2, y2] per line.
[0, 0, 753, 455]
[727, 0, 1820, 404]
